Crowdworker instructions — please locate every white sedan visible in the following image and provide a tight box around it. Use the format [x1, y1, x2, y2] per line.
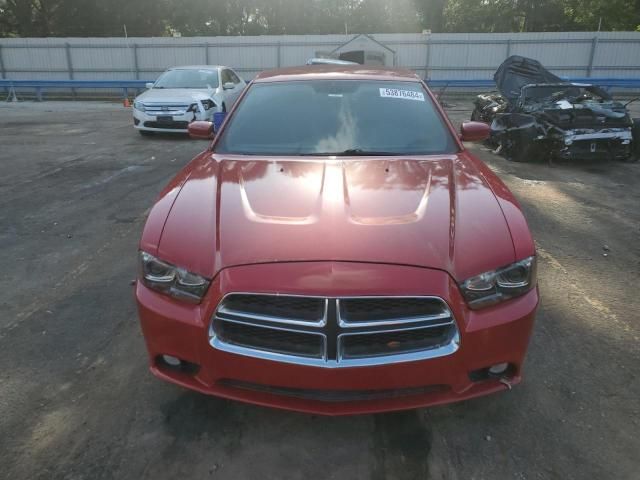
[133, 65, 245, 135]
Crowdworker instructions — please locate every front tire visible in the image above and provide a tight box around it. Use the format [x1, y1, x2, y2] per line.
[504, 138, 535, 163]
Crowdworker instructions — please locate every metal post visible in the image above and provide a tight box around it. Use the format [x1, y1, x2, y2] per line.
[65, 43, 74, 79]
[0, 44, 6, 79]
[506, 38, 512, 58]
[204, 42, 210, 65]
[132, 44, 140, 80]
[424, 38, 431, 80]
[0, 44, 6, 98]
[587, 36, 598, 77]
[276, 42, 281, 68]
[65, 42, 76, 98]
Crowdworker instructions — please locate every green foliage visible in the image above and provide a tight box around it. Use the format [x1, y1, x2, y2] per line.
[0, 0, 638, 37]
[443, 0, 601, 32]
[563, 0, 640, 31]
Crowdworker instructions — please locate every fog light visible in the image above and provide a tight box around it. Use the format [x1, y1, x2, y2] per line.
[489, 363, 509, 375]
[162, 354, 181, 367]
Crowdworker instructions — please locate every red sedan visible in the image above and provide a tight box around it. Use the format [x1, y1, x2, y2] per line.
[136, 66, 538, 415]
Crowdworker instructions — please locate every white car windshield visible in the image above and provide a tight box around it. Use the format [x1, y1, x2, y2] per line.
[154, 69, 219, 89]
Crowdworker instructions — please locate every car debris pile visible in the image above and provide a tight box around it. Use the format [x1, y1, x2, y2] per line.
[472, 55, 638, 162]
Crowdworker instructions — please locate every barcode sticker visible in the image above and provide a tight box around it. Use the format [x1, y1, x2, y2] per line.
[379, 88, 425, 101]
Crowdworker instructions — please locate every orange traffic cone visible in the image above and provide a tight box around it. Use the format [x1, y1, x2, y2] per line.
[123, 98, 131, 107]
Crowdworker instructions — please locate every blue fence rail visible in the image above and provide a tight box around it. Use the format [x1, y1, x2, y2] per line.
[426, 77, 640, 90]
[1, 80, 150, 101]
[2, 77, 640, 101]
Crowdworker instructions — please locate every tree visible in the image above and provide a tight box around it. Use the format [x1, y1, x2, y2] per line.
[444, 0, 520, 32]
[564, 0, 640, 31]
[0, 0, 59, 36]
[1, 0, 638, 37]
[416, 0, 447, 32]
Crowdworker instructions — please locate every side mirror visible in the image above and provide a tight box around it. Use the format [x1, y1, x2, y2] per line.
[145, 82, 154, 89]
[188, 121, 214, 140]
[223, 82, 235, 90]
[460, 121, 491, 142]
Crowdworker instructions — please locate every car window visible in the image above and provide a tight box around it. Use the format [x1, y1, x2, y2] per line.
[215, 80, 458, 156]
[228, 70, 242, 84]
[154, 69, 219, 89]
[221, 69, 232, 85]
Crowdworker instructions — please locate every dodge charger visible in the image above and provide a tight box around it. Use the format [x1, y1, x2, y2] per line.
[135, 65, 539, 415]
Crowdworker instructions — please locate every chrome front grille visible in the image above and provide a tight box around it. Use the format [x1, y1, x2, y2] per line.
[142, 103, 191, 115]
[338, 297, 453, 327]
[216, 320, 326, 359]
[210, 294, 459, 367]
[218, 294, 328, 327]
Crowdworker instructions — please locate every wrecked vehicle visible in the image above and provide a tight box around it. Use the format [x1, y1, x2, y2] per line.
[472, 56, 636, 162]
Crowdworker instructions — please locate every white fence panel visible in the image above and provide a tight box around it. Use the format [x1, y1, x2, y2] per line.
[1, 32, 639, 84]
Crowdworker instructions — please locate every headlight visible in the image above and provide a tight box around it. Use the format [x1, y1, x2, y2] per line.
[133, 101, 145, 112]
[201, 99, 216, 110]
[139, 251, 210, 304]
[459, 256, 536, 309]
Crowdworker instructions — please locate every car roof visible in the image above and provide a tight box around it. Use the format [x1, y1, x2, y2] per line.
[167, 65, 226, 71]
[254, 65, 421, 83]
[306, 58, 359, 65]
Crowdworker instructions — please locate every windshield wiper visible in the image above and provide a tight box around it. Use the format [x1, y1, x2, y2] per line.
[268, 149, 402, 157]
[334, 149, 399, 156]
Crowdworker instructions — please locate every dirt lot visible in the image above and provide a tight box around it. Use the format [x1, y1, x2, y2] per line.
[1, 100, 638, 480]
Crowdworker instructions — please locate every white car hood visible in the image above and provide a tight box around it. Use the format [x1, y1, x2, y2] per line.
[136, 88, 215, 103]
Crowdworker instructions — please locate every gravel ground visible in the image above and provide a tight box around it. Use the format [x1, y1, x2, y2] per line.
[1, 100, 638, 480]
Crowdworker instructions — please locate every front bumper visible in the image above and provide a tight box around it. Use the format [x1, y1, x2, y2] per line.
[133, 108, 214, 133]
[136, 262, 538, 415]
[556, 129, 633, 160]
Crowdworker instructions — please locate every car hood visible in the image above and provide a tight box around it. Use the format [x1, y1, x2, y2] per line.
[494, 55, 564, 104]
[135, 88, 215, 103]
[152, 154, 517, 282]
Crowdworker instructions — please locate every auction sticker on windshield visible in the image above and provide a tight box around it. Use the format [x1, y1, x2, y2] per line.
[379, 88, 425, 101]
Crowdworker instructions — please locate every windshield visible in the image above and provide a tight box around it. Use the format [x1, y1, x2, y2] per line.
[154, 69, 219, 89]
[215, 80, 457, 156]
[521, 84, 583, 102]
[522, 84, 611, 103]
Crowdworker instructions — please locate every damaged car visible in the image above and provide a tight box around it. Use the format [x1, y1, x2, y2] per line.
[133, 65, 246, 135]
[472, 56, 636, 162]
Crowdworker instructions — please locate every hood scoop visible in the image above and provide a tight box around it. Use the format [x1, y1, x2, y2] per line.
[237, 160, 434, 227]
